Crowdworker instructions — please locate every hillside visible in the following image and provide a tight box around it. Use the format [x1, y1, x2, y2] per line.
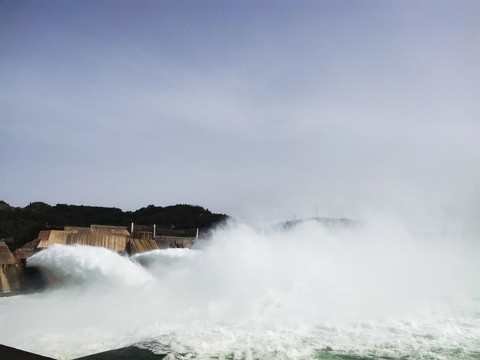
[0, 201, 228, 250]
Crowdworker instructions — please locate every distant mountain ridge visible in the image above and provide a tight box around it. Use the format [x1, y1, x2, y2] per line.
[0, 201, 228, 251]
[279, 216, 363, 230]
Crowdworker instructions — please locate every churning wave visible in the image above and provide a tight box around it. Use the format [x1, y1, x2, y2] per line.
[0, 220, 479, 359]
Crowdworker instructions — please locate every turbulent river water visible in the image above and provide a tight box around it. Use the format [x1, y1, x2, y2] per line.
[0, 220, 479, 359]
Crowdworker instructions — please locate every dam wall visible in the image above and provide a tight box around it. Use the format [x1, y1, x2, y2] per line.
[156, 236, 195, 249]
[0, 264, 25, 294]
[37, 225, 129, 252]
[1, 241, 47, 295]
[35, 226, 197, 253]
[0, 240, 16, 265]
[1, 224, 198, 295]
[129, 238, 159, 254]
[0, 241, 23, 294]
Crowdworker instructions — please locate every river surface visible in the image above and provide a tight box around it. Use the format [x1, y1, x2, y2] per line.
[0, 221, 479, 359]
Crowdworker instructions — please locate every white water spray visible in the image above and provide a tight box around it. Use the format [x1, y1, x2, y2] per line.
[0, 220, 478, 359]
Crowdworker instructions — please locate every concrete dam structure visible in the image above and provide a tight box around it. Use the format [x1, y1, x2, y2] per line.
[1, 223, 197, 295]
[35, 224, 197, 254]
[37, 225, 131, 252]
[0, 241, 24, 294]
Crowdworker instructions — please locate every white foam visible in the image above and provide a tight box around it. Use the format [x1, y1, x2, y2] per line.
[27, 244, 154, 287]
[0, 221, 478, 359]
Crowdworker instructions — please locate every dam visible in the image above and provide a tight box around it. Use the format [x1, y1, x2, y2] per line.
[0, 241, 23, 294]
[0, 223, 198, 295]
[37, 225, 131, 252]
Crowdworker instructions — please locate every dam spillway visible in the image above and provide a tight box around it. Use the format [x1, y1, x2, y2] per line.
[1, 223, 197, 295]
[35, 224, 197, 254]
[36, 225, 131, 252]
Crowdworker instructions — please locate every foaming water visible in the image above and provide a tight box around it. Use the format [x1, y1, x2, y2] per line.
[0, 220, 479, 359]
[28, 244, 154, 287]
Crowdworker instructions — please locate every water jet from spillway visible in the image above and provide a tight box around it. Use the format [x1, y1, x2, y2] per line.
[0, 219, 478, 359]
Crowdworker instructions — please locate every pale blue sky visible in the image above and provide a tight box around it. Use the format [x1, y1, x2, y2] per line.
[1, 1, 479, 225]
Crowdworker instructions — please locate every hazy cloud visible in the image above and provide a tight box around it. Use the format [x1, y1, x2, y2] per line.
[1, 0, 478, 228]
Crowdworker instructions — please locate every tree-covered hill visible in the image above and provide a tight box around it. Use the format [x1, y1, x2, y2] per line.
[0, 201, 228, 250]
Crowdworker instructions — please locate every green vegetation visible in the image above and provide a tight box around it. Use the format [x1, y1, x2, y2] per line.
[0, 201, 228, 250]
